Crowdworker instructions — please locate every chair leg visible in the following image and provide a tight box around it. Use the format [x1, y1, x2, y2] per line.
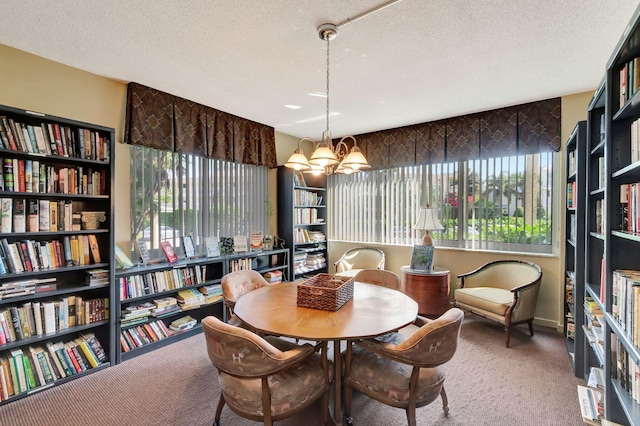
[405, 403, 417, 426]
[440, 386, 449, 416]
[214, 393, 225, 426]
[528, 320, 534, 336]
[505, 325, 510, 348]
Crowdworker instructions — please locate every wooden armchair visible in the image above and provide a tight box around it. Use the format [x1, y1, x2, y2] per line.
[453, 259, 542, 347]
[334, 247, 385, 277]
[221, 270, 271, 326]
[202, 316, 331, 426]
[343, 308, 464, 426]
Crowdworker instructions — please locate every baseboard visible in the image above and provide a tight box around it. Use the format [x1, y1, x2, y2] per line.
[533, 317, 560, 330]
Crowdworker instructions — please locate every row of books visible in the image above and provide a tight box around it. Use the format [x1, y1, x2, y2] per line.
[263, 270, 283, 284]
[566, 181, 576, 209]
[1, 157, 107, 196]
[612, 333, 640, 404]
[294, 208, 322, 225]
[0, 235, 102, 276]
[294, 189, 323, 206]
[0, 115, 110, 162]
[0, 296, 109, 345]
[0, 333, 107, 401]
[117, 264, 207, 300]
[0, 198, 86, 234]
[619, 57, 640, 110]
[294, 228, 326, 244]
[620, 183, 640, 234]
[567, 149, 576, 177]
[577, 367, 605, 425]
[583, 297, 605, 363]
[293, 252, 326, 275]
[611, 269, 640, 348]
[120, 319, 174, 352]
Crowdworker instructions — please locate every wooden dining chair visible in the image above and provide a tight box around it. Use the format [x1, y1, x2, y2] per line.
[354, 268, 400, 290]
[221, 270, 272, 326]
[343, 308, 464, 426]
[202, 316, 331, 426]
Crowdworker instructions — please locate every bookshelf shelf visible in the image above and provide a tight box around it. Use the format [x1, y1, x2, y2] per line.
[0, 103, 115, 405]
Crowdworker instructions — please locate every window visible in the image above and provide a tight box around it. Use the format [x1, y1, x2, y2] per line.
[328, 152, 554, 254]
[130, 146, 268, 251]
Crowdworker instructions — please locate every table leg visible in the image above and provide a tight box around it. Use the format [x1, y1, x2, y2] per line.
[333, 339, 343, 426]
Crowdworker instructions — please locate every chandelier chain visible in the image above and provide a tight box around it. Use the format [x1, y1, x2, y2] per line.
[325, 34, 331, 138]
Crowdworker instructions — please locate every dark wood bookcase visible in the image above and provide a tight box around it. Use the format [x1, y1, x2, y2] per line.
[114, 248, 289, 362]
[577, 4, 640, 424]
[0, 104, 115, 405]
[564, 120, 586, 377]
[277, 167, 328, 281]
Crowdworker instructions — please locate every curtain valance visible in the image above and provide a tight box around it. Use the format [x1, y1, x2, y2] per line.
[124, 82, 277, 167]
[355, 98, 560, 170]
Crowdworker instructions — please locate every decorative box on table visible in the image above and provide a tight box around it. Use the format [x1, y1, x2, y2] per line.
[297, 273, 354, 311]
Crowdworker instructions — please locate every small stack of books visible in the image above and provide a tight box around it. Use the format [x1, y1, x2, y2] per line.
[120, 302, 154, 327]
[263, 270, 283, 284]
[86, 269, 109, 286]
[176, 288, 204, 311]
[169, 315, 196, 332]
[197, 284, 223, 304]
[150, 297, 180, 318]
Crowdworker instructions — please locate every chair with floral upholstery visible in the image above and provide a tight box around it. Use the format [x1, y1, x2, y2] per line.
[221, 269, 272, 327]
[343, 308, 464, 426]
[202, 316, 331, 426]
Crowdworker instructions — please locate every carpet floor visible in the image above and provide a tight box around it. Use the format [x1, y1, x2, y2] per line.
[0, 313, 584, 425]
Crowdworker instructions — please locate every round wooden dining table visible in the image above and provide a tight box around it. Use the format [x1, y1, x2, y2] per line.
[233, 280, 418, 425]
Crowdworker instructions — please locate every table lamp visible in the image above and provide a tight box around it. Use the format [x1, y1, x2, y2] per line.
[413, 206, 444, 246]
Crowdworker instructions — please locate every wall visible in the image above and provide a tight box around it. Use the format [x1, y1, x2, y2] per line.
[0, 43, 595, 328]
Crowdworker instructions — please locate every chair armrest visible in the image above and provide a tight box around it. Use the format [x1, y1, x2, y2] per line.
[510, 278, 541, 293]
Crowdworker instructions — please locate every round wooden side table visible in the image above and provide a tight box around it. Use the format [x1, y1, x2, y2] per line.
[400, 265, 451, 318]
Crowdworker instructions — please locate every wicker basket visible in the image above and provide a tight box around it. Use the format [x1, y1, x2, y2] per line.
[296, 273, 354, 311]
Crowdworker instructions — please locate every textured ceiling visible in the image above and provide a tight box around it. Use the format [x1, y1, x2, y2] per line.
[0, 1, 638, 139]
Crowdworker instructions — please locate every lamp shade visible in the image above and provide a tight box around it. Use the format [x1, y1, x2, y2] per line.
[413, 207, 444, 231]
[309, 144, 340, 167]
[284, 148, 311, 171]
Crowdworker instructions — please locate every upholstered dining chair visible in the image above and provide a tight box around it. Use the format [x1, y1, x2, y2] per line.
[343, 308, 463, 426]
[334, 247, 385, 277]
[221, 270, 272, 327]
[354, 268, 400, 290]
[453, 259, 542, 348]
[202, 316, 331, 426]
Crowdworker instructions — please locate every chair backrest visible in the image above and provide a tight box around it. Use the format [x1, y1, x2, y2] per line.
[201, 316, 312, 377]
[462, 260, 542, 291]
[354, 268, 400, 290]
[221, 270, 271, 316]
[335, 247, 385, 273]
[385, 308, 464, 368]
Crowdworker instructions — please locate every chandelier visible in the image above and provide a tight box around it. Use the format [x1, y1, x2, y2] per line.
[284, 23, 370, 175]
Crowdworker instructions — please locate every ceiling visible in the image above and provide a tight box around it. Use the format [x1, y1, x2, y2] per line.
[0, 1, 638, 140]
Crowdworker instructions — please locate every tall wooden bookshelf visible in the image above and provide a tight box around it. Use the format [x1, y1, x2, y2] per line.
[0, 104, 115, 405]
[578, 4, 640, 424]
[277, 167, 328, 281]
[564, 120, 586, 377]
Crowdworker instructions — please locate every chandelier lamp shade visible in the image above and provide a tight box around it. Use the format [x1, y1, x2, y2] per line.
[413, 206, 444, 246]
[284, 23, 370, 175]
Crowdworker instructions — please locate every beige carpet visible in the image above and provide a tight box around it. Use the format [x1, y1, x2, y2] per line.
[0, 313, 584, 426]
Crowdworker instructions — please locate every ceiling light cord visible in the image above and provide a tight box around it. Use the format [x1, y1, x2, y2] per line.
[325, 32, 331, 141]
[336, 0, 404, 29]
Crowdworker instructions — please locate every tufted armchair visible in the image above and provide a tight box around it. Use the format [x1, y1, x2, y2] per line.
[354, 268, 400, 290]
[334, 247, 385, 277]
[202, 316, 331, 426]
[453, 259, 542, 348]
[221, 270, 272, 327]
[343, 308, 464, 426]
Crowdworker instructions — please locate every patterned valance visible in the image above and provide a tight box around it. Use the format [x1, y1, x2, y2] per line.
[124, 82, 277, 167]
[354, 98, 560, 170]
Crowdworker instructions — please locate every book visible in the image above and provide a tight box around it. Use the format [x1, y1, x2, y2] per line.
[114, 245, 134, 270]
[135, 238, 151, 264]
[160, 241, 178, 263]
[88, 234, 101, 263]
[9, 349, 27, 394]
[12, 198, 25, 233]
[38, 199, 50, 232]
[409, 244, 435, 272]
[0, 198, 12, 233]
[182, 235, 196, 258]
[250, 231, 263, 251]
[27, 199, 39, 232]
[205, 236, 220, 257]
[233, 235, 248, 253]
